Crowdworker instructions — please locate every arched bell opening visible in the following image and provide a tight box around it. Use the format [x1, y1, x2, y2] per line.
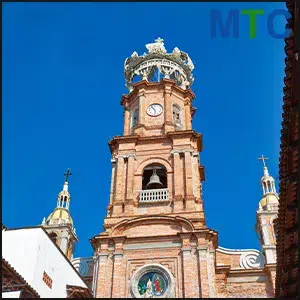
[142, 164, 167, 190]
[49, 232, 59, 246]
[148, 66, 163, 82]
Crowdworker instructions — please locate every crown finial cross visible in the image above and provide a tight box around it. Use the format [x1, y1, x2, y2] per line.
[258, 155, 268, 168]
[64, 169, 72, 182]
[155, 37, 164, 43]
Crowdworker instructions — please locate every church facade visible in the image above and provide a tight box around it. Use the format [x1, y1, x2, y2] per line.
[85, 39, 279, 298]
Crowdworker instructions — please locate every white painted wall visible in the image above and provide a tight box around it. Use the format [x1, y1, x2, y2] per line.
[2, 227, 88, 298]
[2, 291, 21, 298]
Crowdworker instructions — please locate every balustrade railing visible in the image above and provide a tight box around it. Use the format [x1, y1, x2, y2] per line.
[139, 188, 169, 203]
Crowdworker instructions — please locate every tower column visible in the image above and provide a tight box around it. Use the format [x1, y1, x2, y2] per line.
[111, 238, 126, 298]
[184, 151, 194, 197]
[133, 173, 142, 206]
[113, 156, 125, 215]
[197, 247, 210, 298]
[167, 171, 173, 202]
[173, 152, 184, 209]
[109, 158, 117, 205]
[180, 234, 200, 298]
[192, 153, 201, 199]
[115, 156, 125, 201]
[59, 231, 70, 254]
[184, 100, 192, 130]
[138, 92, 146, 133]
[122, 157, 128, 201]
[184, 151, 195, 211]
[126, 155, 135, 201]
[123, 107, 131, 136]
[95, 252, 113, 298]
[164, 84, 174, 133]
[195, 233, 210, 298]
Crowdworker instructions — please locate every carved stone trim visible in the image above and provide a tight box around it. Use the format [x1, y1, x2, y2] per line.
[113, 252, 124, 258]
[124, 242, 181, 250]
[239, 251, 265, 269]
[181, 247, 192, 255]
[217, 247, 265, 269]
[170, 149, 193, 155]
[116, 154, 136, 159]
[98, 252, 109, 263]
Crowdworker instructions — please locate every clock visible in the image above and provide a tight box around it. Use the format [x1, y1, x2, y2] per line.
[146, 103, 163, 117]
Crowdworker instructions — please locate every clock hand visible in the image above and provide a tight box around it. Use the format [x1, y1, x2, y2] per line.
[152, 106, 156, 114]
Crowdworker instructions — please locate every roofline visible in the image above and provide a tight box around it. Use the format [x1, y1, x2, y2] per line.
[2, 257, 40, 298]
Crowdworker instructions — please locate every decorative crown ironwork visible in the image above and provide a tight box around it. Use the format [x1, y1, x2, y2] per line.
[124, 38, 194, 92]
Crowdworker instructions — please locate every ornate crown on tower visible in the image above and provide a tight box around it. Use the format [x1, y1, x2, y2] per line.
[124, 37, 195, 92]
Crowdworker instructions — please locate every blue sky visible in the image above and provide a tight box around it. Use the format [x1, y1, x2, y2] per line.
[3, 2, 286, 257]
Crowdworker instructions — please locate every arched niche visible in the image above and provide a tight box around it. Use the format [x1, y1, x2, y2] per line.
[142, 164, 167, 190]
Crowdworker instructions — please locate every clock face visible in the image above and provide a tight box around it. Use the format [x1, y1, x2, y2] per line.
[146, 104, 163, 117]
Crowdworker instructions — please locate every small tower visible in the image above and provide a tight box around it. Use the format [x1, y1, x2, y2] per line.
[255, 155, 279, 265]
[42, 169, 78, 260]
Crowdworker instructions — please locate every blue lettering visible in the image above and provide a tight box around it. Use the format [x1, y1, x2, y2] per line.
[211, 10, 239, 38]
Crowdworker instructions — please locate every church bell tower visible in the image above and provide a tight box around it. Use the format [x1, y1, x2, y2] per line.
[42, 169, 78, 260]
[91, 38, 217, 298]
[255, 156, 279, 264]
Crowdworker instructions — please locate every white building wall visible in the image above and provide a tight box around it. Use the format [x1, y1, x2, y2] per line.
[2, 227, 87, 298]
[2, 291, 21, 298]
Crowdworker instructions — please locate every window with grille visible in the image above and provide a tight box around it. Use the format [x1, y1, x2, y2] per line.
[131, 108, 139, 131]
[43, 271, 53, 289]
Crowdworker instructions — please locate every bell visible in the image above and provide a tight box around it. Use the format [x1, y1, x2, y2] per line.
[146, 168, 163, 189]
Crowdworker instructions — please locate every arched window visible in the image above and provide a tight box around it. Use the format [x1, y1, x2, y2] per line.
[263, 182, 267, 193]
[172, 104, 182, 129]
[142, 164, 167, 190]
[131, 108, 139, 130]
[49, 232, 58, 244]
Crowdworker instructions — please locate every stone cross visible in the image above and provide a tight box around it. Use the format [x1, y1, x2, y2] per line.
[64, 169, 72, 182]
[258, 155, 268, 168]
[155, 37, 164, 43]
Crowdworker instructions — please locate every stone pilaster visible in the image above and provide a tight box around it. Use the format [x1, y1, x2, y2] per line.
[173, 152, 184, 210]
[164, 84, 175, 133]
[184, 100, 192, 130]
[95, 252, 113, 298]
[184, 151, 194, 196]
[123, 107, 131, 136]
[126, 155, 135, 201]
[115, 156, 125, 202]
[265, 264, 276, 293]
[109, 158, 116, 205]
[180, 234, 200, 298]
[192, 152, 201, 199]
[197, 246, 210, 298]
[111, 238, 126, 298]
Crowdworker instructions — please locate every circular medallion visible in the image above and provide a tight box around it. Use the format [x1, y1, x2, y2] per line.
[130, 263, 175, 298]
[138, 272, 167, 297]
